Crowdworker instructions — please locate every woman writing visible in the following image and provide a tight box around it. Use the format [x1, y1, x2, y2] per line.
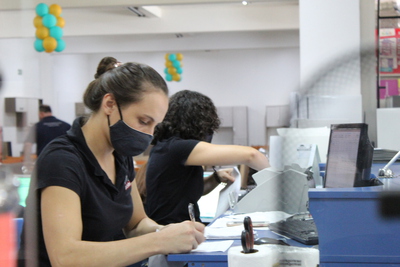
[19, 61, 205, 267]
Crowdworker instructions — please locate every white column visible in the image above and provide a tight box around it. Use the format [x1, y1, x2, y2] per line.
[299, 0, 377, 144]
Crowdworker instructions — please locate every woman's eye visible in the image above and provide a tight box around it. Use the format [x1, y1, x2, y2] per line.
[140, 120, 149, 125]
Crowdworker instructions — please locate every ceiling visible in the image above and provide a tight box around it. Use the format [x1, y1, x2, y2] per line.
[0, 0, 298, 10]
[0, 0, 300, 39]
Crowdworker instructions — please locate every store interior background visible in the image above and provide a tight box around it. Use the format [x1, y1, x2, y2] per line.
[0, 0, 379, 158]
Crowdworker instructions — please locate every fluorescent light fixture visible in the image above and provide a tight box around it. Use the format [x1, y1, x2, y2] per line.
[127, 6, 145, 17]
[127, 6, 161, 18]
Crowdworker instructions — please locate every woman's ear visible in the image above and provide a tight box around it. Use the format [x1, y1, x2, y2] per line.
[102, 93, 116, 115]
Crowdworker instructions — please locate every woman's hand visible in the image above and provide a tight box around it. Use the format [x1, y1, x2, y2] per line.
[216, 168, 235, 184]
[157, 221, 205, 254]
[204, 168, 236, 194]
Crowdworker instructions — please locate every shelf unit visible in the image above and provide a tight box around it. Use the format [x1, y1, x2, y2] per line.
[377, 0, 400, 108]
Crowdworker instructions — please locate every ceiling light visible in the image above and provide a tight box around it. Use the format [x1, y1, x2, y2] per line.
[242, 1, 248, 5]
[127, 6, 146, 17]
[126, 6, 161, 18]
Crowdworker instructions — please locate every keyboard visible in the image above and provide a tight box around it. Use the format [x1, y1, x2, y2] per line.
[268, 217, 319, 245]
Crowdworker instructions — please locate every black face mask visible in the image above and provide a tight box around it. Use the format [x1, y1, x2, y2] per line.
[205, 134, 213, 143]
[108, 104, 153, 157]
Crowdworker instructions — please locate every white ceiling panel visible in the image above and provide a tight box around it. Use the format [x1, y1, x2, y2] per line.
[0, 1, 299, 38]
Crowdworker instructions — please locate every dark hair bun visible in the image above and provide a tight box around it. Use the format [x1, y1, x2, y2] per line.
[94, 57, 119, 79]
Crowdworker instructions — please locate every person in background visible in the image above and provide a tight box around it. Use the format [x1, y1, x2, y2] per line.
[18, 60, 205, 267]
[145, 90, 270, 225]
[23, 104, 71, 160]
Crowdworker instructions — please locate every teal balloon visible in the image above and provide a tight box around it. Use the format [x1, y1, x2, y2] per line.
[168, 54, 177, 61]
[42, 14, 57, 28]
[172, 60, 180, 68]
[176, 67, 183, 74]
[36, 3, 49, 17]
[50, 26, 63, 39]
[34, 39, 44, 52]
[164, 68, 169, 75]
[55, 39, 66, 52]
[165, 74, 172, 81]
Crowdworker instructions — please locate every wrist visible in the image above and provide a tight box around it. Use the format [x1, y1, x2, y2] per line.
[213, 167, 222, 183]
[155, 224, 164, 232]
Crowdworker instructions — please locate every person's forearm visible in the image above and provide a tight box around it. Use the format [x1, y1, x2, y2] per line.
[49, 232, 163, 267]
[125, 217, 162, 238]
[245, 149, 270, 171]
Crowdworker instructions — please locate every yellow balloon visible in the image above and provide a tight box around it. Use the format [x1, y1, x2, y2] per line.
[56, 17, 65, 28]
[33, 16, 42, 28]
[165, 61, 172, 68]
[165, 53, 170, 60]
[172, 74, 181, 81]
[168, 67, 177, 75]
[176, 53, 183, 61]
[49, 4, 62, 17]
[43, 37, 57, 53]
[36, 26, 49, 39]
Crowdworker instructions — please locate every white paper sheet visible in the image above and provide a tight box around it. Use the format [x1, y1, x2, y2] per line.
[269, 135, 284, 171]
[204, 225, 244, 239]
[191, 240, 234, 252]
[214, 167, 241, 218]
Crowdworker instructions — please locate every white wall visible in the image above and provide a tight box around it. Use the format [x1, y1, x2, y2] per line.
[297, 0, 377, 144]
[53, 55, 91, 123]
[74, 47, 300, 146]
[0, 38, 42, 156]
[300, 0, 362, 89]
[0, 39, 42, 109]
[0, 3, 299, 39]
[0, 31, 300, 155]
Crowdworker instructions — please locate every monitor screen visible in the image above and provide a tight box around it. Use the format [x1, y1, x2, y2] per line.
[324, 123, 373, 188]
[17, 176, 31, 207]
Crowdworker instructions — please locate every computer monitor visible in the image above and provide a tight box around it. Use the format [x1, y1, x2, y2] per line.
[324, 123, 374, 188]
[17, 176, 31, 207]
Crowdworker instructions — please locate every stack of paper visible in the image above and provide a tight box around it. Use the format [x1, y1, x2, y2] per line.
[192, 240, 234, 252]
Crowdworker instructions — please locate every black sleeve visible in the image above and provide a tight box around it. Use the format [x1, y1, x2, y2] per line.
[169, 139, 200, 165]
[36, 148, 85, 196]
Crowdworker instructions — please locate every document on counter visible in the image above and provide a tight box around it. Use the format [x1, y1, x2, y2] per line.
[204, 225, 245, 239]
[204, 211, 292, 239]
[210, 211, 292, 229]
[191, 240, 234, 252]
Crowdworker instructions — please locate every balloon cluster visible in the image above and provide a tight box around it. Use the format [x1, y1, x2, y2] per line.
[34, 3, 65, 53]
[164, 53, 183, 82]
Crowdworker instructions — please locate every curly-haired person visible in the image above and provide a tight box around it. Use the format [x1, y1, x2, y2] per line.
[145, 90, 270, 224]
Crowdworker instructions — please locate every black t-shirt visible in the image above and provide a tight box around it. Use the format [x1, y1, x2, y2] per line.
[145, 136, 203, 224]
[25, 116, 71, 156]
[19, 117, 134, 266]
